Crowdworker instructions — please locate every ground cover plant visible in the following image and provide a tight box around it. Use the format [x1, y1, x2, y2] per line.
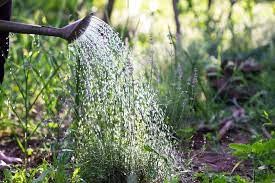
[0, 0, 275, 182]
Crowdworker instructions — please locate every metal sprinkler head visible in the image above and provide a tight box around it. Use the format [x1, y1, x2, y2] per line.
[60, 12, 94, 42]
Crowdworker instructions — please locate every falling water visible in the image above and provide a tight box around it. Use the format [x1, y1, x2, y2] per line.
[69, 16, 183, 181]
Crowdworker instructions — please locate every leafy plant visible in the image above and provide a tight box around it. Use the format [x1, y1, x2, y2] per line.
[196, 172, 248, 183]
[230, 139, 275, 182]
[3, 155, 82, 183]
[67, 19, 181, 182]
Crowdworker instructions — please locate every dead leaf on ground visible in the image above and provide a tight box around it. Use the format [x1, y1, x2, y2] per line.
[0, 151, 22, 164]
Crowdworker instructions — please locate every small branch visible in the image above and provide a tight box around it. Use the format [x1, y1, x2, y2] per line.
[103, 0, 115, 24]
[261, 126, 272, 139]
[207, 0, 212, 10]
[172, 0, 182, 41]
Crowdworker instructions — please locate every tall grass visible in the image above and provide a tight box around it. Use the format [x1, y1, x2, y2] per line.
[67, 18, 182, 182]
[145, 32, 217, 132]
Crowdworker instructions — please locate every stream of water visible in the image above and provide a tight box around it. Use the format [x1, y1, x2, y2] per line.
[69, 16, 184, 181]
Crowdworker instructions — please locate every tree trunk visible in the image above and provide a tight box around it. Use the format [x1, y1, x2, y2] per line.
[0, 0, 12, 83]
[172, 0, 181, 40]
[207, 0, 212, 10]
[103, 0, 115, 24]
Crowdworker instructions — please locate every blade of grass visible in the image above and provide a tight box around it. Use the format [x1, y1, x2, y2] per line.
[29, 63, 63, 112]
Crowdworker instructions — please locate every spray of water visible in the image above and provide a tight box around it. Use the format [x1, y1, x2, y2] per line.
[69, 16, 183, 182]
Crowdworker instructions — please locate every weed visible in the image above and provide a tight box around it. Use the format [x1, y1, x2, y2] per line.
[230, 138, 275, 182]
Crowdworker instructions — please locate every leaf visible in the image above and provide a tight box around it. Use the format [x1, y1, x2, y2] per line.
[263, 111, 269, 118]
[231, 160, 243, 174]
[143, 145, 168, 163]
[251, 141, 265, 154]
[42, 16, 47, 24]
[258, 165, 267, 170]
[229, 143, 251, 157]
[3, 169, 13, 181]
[27, 148, 34, 156]
[71, 167, 81, 183]
[16, 137, 26, 153]
[48, 122, 59, 129]
[32, 168, 51, 183]
[164, 175, 179, 183]
[143, 145, 155, 153]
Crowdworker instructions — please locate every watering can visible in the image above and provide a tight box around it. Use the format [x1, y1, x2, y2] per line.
[0, 0, 93, 83]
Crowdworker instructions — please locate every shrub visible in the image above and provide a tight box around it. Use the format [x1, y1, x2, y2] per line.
[67, 18, 182, 182]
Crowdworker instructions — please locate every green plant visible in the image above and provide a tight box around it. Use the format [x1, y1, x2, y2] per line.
[3, 154, 82, 183]
[196, 172, 248, 183]
[66, 18, 181, 182]
[0, 35, 67, 175]
[230, 139, 275, 182]
[146, 29, 220, 133]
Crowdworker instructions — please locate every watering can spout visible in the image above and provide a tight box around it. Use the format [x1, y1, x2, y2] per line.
[0, 12, 94, 42]
[61, 12, 93, 42]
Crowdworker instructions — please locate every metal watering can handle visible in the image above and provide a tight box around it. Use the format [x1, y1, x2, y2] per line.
[0, 0, 11, 83]
[0, 20, 64, 38]
[0, 0, 93, 83]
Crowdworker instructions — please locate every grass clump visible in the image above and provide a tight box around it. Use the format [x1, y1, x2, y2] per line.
[67, 18, 182, 182]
